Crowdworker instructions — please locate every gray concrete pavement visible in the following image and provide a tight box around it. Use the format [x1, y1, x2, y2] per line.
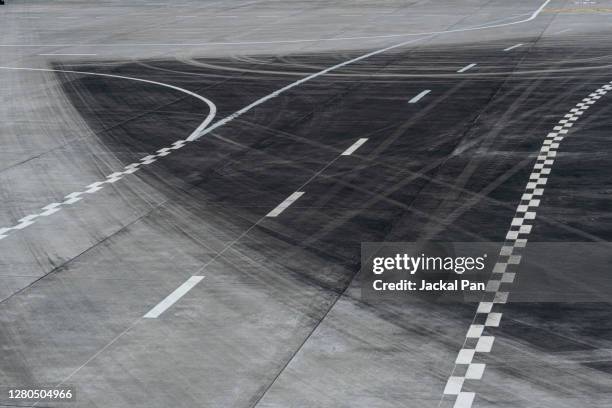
[1, 1, 612, 407]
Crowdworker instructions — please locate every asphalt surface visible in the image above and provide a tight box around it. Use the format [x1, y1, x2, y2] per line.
[1, 1, 612, 407]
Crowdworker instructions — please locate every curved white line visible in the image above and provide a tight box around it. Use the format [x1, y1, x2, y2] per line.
[0, 65, 216, 242]
[1, 0, 551, 48]
[191, 0, 551, 142]
[0, 0, 551, 242]
[0, 66, 217, 138]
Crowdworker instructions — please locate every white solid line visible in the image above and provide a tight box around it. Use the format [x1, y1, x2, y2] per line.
[143, 276, 204, 318]
[266, 192, 304, 217]
[341, 138, 368, 156]
[408, 89, 431, 103]
[457, 63, 477, 73]
[503, 43, 523, 51]
[193, 36, 426, 141]
[39, 53, 98, 56]
[0, 0, 553, 242]
[0, 66, 216, 140]
[0, 0, 551, 47]
[530, 0, 551, 19]
[0, 65, 217, 242]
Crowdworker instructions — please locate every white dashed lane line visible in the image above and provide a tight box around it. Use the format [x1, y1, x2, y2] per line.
[503, 43, 523, 51]
[0, 35, 429, 243]
[0, 0, 550, 243]
[408, 89, 431, 103]
[143, 276, 205, 318]
[266, 192, 305, 217]
[341, 138, 369, 156]
[457, 63, 477, 73]
[145, 136, 373, 319]
[443, 81, 612, 408]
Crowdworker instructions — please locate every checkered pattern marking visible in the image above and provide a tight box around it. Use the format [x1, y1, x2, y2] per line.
[0, 139, 189, 241]
[443, 81, 611, 408]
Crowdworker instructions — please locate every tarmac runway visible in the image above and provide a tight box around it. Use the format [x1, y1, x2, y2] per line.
[1, 0, 612, 407]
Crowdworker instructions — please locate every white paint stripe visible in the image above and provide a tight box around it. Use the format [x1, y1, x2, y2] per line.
[341, 138, 368, 156]
[0, 0, 553, 242]
[39, 53, 98, 56]
[503, 43, 523, 51]
[408, 89, 431, 103]
[455, 392, 476, 408]
[0, 66, 216, 143]
[0, 66, 216, 242]
[457, 63, 477, 73]
[0, 0, 552, 47]
[266, 192, 304, 217]
[443, 80, 612, 408]
[143, 276, 204, 318]
[191, 36, 428, 141]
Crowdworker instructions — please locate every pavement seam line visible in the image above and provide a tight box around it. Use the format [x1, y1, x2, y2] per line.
[0, 66, 216, 242]
[0, 0, 552, 243]
[442, 81, 612, 408]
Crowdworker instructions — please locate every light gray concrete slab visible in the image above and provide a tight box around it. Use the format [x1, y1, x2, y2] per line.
[1, 1, 612, 408]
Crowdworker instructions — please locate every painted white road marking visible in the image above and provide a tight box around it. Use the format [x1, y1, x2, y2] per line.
[0, 66, 216, 242]
[0, 0, 553, 243]
[341, 138, 369, 156]
[443, 81, 612, 408]
[408, 89, 431, 103]
[457, 63, 477, 73]
[143, 276, 204, 318]
[0, 0, 552, 48]
[266, 192, 305, 217]
[503, 43, 523, 51]
[191, 36, 428, 141]
[39, 53, 98, 56]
